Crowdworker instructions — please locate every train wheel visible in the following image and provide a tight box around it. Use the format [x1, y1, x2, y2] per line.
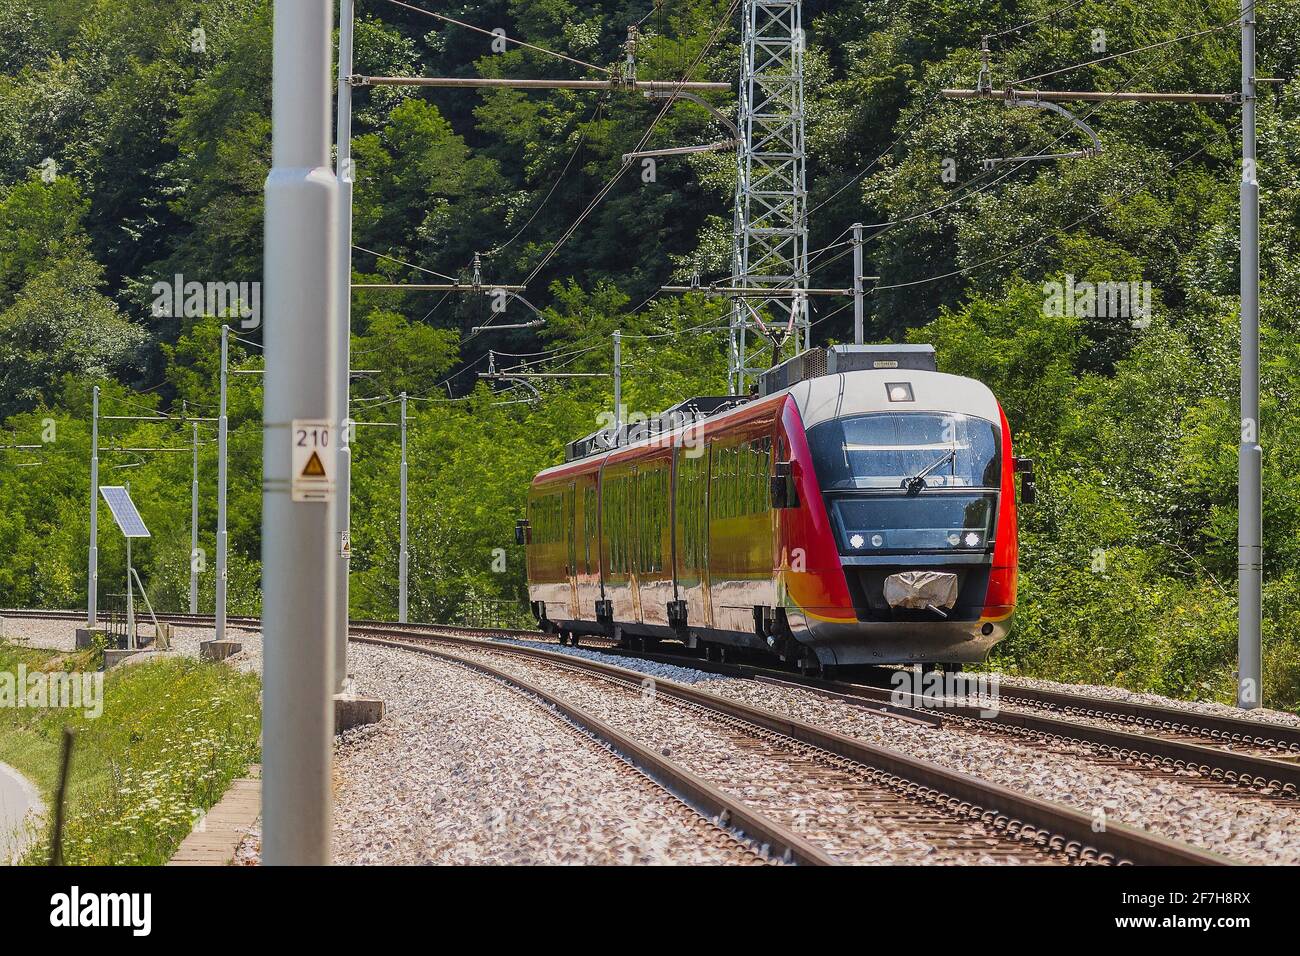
[556, 631, 568, 646]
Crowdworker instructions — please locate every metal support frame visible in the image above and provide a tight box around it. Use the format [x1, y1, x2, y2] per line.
[623, 89, 740, 162]
[730, 0, 811, 393]
[352, 76, 729, 92]
[126, 534, 135, 649]
[984, 96, 1102, 167]
[613, 331, 622, 435]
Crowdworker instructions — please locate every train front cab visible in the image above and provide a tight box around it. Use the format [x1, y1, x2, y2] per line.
[776, 371, 1024, 667]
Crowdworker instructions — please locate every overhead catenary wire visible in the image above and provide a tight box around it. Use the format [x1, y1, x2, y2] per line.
[486, 92, 612, 259]
[353, 245, 462, 282]
[819, 14, 1241, 285]
[857, 122, 1239, 295]
[985, 0, 1090, 39]
[376, 0, 615, 75]
[1010, 20, 1237, 86]
[517, 0, 742, 290]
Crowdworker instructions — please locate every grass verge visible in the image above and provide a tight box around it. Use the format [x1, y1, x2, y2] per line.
[0, 641, 261, 864]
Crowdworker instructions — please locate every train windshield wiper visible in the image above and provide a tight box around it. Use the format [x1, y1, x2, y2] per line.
[902, 447, 956, 496]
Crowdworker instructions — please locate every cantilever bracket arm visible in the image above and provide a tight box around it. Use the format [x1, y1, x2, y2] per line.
[620, 89, 741, 163]
[1006, 92, 1103, 154]
[977, 92, 1103, 167]
[643, 89, 740, 140]
[622, 138, 738, 163]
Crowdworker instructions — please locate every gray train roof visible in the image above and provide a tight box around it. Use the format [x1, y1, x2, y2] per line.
[534, 369, 1000, 484]
[786, 368, 1002, 430]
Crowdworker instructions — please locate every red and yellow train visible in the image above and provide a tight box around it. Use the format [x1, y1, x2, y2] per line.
[522, 345, 1034, 673]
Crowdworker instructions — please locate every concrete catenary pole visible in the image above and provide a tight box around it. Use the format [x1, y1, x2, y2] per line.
[87, 385, 99, 628]
[215, 323, 229, 642]
[333, 0, 356, 693]
[262, 0, 339, 864]
[1237, 0, 1262, 709]
[398, 391, 408, 624]
[190, 422, 200, 614]
[852, 222, 864, 345]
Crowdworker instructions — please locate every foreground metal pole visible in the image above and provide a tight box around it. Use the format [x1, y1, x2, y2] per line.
[852, 223, 864, 345]
[333, 0, 355, 693]
[190, 422, 199, 615]
[398, 391, 408, 624]
[263, 0, 338, 864]
[1237, 0, 1262, 709]
[87, 385, 99, 628]
[215, 324, 229, 642]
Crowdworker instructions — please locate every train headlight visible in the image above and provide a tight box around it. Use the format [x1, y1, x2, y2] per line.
[947, 533, 961, 546]
[886, 382, 915, 402]
[964, 532, 981, 547]
[870, 534, 884, 547]
[849, 533, 865, 549]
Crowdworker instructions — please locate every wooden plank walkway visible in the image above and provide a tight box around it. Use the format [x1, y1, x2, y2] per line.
[167, 767, 260, 866]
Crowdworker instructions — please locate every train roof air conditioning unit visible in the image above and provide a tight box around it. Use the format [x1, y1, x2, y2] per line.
[758, 344, 937, 396]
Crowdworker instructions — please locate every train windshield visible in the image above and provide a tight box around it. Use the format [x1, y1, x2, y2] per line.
[830, 494, 998, 553]
[808, 412, 1002, 553]
[807, 412, 1001, 491]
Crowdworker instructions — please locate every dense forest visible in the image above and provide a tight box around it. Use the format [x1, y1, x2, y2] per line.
[1, 0, 1298, 708]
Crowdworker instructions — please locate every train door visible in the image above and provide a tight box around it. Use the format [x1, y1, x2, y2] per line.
[565, 481, 578, 617]
[579, 477, 600, 619]
[669, 446, 680, 605]
[700, 441, 713, 627]
[629, 465, 643, 621]
[673, 441, 712, 627]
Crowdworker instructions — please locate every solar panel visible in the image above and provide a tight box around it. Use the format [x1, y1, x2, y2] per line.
[99, 486, 151, 538]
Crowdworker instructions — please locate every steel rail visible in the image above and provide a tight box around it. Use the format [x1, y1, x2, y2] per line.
[348, 626, 1230, 866]
[596, 646, 1300, 796]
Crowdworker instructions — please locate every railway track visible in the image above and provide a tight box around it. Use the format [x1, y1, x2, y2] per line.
[350, 625, 1228, 865]
[9, 608, 1296, 823]
[585, 645, 1300, 804]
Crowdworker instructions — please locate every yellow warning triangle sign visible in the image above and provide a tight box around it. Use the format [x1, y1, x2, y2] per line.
[301, 450, 326, 478]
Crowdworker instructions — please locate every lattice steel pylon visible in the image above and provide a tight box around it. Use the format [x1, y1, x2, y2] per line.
[729, 0, 809, 394]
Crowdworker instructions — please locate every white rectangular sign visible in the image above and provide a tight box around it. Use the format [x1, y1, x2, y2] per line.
[291, 419, 334, 502]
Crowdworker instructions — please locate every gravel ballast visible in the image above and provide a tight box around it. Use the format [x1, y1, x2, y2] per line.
[329, 641, 762, 864]
[433, 642, 1068, 864]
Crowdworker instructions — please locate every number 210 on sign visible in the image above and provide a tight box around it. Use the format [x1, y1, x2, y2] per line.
[291, 419, 334, 502]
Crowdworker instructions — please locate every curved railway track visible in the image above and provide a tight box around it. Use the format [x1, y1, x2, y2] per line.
[350, 626, 1226, 865]
[582, 646, 1300, 802]
[8, 608, 1294, 837]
